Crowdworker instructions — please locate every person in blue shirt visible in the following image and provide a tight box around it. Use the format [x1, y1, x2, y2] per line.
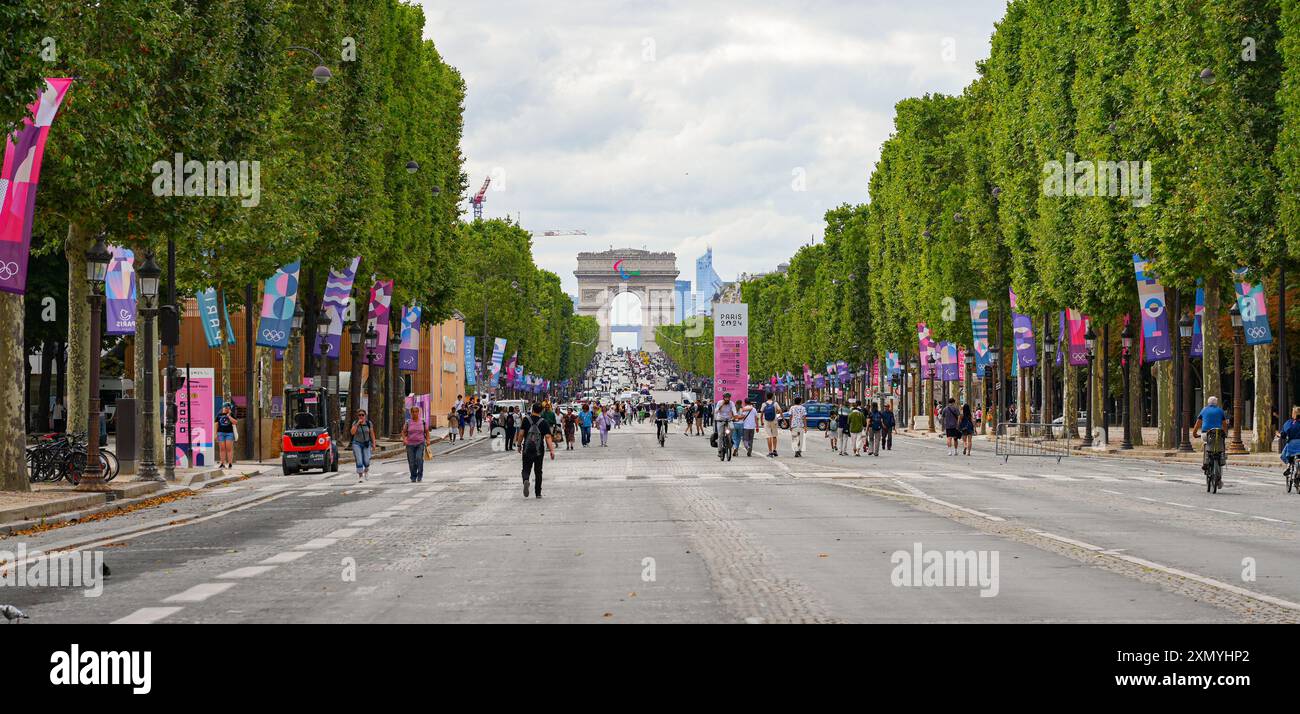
[1192, 396, 1229, 477]
[578, 403, 594, 447]
[1277, 406, 1300, 467]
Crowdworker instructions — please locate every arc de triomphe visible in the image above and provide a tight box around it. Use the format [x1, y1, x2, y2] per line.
[574, 249, 679, 352]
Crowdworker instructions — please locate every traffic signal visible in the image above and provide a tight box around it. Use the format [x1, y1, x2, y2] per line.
[159, 304, 180, 346]
[166, 365, 185, 394]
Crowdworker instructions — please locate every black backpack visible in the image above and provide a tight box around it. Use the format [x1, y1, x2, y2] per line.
[522, 416, 547, 455]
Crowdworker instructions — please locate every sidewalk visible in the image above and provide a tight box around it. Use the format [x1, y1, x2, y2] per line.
[898, 425, 1282, 468]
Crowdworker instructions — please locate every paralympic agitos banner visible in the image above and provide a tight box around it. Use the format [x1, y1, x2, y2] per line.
[367, 280, 393, 366]
[0, 78, 73, 295]
[398, 305, 421, 371]
[315, 257, 360, 359]
[1009, 289, 1038, 369]
[255, 261, 301, 349]
[1132, 255, 1172, 363]
[105, 245, 136, 335]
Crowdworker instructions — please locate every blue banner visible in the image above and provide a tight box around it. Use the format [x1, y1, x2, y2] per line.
[464, 336, 477, 386]
[255, 261, 301, 349]
[196, 288, 224, 348]
[1235, 269, 1274, 346]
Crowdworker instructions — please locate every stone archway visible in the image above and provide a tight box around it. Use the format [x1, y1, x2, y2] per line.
[574, 249, 679, 352]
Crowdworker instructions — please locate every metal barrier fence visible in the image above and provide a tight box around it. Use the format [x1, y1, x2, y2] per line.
[994, 423, 1071, 463]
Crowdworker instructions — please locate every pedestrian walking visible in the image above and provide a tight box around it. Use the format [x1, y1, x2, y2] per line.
[761, 392, 782, 458]
[942, 399, 962, 456]
[881, 404, 895, 451]
[739, 399, 758, 456]
[447, 406, 459, 442]
[217, 404, 238, 469]
[788, 397, 808, 457]
[562, 409, 577, 450]
[456, 400, 468, 440]
[403, 406, 429, 482]
[517, 402, 555, 499]
[959, 403, 975, 455]
[837, 403, 851, 455]
[349, 409, 374, 482]
[579, 403, 593, 446]
[503, 407, 518, 451]
[848, 404, 864, 456]
[597, 407, 611, 446]
[868, 403, 883, 456]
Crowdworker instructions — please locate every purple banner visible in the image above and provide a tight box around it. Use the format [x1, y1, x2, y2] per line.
[1133, 255, 1172, 363]
[314, 257, 360, 359]
[1191, 283, 1205, 357]
[0, 78, 72, 295]
[105, 245, 136, 335]
[367, 280, 393, 366]
[1010, 289, 1038, 369]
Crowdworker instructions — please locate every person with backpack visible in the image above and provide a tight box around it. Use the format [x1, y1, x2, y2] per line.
[403, 406, 429, 483]
[881, 404, 896, 451]
[761, 392, 782, 458]
[836, 402, 851, 455]
[516, 402, 556, 498]
[349, 409, 374, 482]
[942, 398, 962, 456]
[867, 403, 884, 456]
[503, 406, 519, 451]
[738, 399, 758, 456]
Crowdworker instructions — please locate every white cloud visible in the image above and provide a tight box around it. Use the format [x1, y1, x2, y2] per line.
[419, 0, 1005, 294]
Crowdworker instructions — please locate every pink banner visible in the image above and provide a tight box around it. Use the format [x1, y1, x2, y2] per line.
[714, 336, 748, 400]
[367, 280, 393, 366]
[0, 78, 73, 294]
[175, 368, 215, 468]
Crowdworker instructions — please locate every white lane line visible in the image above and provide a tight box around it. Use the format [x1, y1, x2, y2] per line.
[112, 607, 184, 624]
[1137, 496, 1161, 503]
[748, 474, 776, 479]
[298, 538, 338, 550]
[1163, 502, 1195, 509]
[839, 481, 1006, 522]
[1112, 552, 1300, 612]
[348, 518, 380, 527]
[1029, 530, 1105, 551]
[260, 551, 310, 565]
[1252, 515, 1293, 524]
[1037, 473, 1079, 481]
[1126, 476, 1166, 483]
[370, 512, 397, 518]
[399, 498, 423, 505]
[387, 488, 413, 494]
[978, 472, 1028, 481]
[1206, 508, 1242, 515]
[326, 528, 360, 538]
[163, 582, 237, 603]
[1100, 489, 1125, 495]
[218, 565, 278, 579]
[389, 504, 411, 511]
[1071, 474, 1123, 482]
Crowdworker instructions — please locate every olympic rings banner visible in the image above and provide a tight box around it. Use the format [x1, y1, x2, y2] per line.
[366, 280, 393, 366]
[314, 257, 360, 358]
[398, 305, 421, 371]
[255, 260, 301, 349]
[1132, 255, 1172, 363]
[105, 245, 137, 335]
[1234, 269, 1273, 347]
[0, 78, 72, 295]
[969, 299, 990, 377]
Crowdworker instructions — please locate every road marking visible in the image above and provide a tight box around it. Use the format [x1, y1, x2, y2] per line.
[113, 607, 183, 624]
[348, 518, 380, 527]
[744, 617, 765, 624]
[1100, 489, 1125, 495]
[1252, 515, 1292, 524]
[1111, 552, 1300, 612]
[1071, 474, 1122, 482]
[370, 512, 397, 518]
[837, 482, 1005, 522]
[298, 538, 338, 550]
[978, 472, 1028, 481]
[218, 565, 277, 579]
[400, 498, 423, 505]
[1163, 501, 1195, 509]
[748, 473, 776, 479]
[1137, 496, 1161, 503]
[326, 528, 360, 538]
[164, 582, 237, 603]
[1206, 508, 1242, 515]
[1029, 530, 1104, 551]
[260, 551, 310, 564]
[389, 504, 411, 511]
[387, 488, 413, 494]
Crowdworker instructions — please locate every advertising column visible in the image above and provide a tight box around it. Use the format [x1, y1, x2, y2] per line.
[713, 303, 748, 401]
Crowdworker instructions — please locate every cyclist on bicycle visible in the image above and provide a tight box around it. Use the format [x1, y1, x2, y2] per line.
[654, 402, 670, 443]
[1191, 396, 1228, 482]
[1277, 406, 1300, 469]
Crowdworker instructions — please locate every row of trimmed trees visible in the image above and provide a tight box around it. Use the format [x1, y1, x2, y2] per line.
[743, 0, 1296, 450]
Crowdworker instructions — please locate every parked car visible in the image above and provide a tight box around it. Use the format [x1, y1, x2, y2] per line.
[776, 401, 835, 431]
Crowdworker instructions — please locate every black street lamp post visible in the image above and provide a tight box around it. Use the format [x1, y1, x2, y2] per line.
[79, 237, 112, 490]
[137, 252, 163, 482]
[389, 339, 401, 438]
[365, 326, 378, 418]
[989, 344, 1001, 438]
[1084, 325, 1097, 446]
[926, 347, 937, 432]
[348, 321, 363, 422]
[1120, 322, 1134, 450]
[1179, 312, 1194, 452]
[1229, 303, 1247, 454]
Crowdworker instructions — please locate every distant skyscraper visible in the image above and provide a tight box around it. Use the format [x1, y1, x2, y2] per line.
[673, 280, 693, 323]
[695, 247, 723, 314]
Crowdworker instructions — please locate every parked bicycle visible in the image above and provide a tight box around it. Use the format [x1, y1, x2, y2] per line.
[25, 432, 119, 484]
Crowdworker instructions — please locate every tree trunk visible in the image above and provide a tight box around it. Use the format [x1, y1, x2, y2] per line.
[1253, 343, 1273, 452]
[219, 342, 232, 403]
[1156, 360, 1174, 448]
[1091, 352, 1104, 445]
[64, 222, 93, 437]
[0, 292, 30, 490]
[1128, 348, 1144, 446]
[1203, 275, 1221, 401]
[1063, 361, 1078, 438]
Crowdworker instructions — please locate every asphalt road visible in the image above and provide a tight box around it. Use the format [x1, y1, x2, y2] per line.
[2, 420, 1298, 623]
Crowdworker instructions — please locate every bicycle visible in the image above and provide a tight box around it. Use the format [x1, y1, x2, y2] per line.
[1286, 456, 1299, 494]
[1203, 428, 1225, 494]
[717, 421, 732, 462]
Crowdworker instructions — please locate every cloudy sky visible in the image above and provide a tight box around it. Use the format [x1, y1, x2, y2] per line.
[419, 0, 1007, 297]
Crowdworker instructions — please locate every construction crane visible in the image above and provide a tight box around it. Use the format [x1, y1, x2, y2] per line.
[539, 230, 587, 237]
[470, 177, 491, 219]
